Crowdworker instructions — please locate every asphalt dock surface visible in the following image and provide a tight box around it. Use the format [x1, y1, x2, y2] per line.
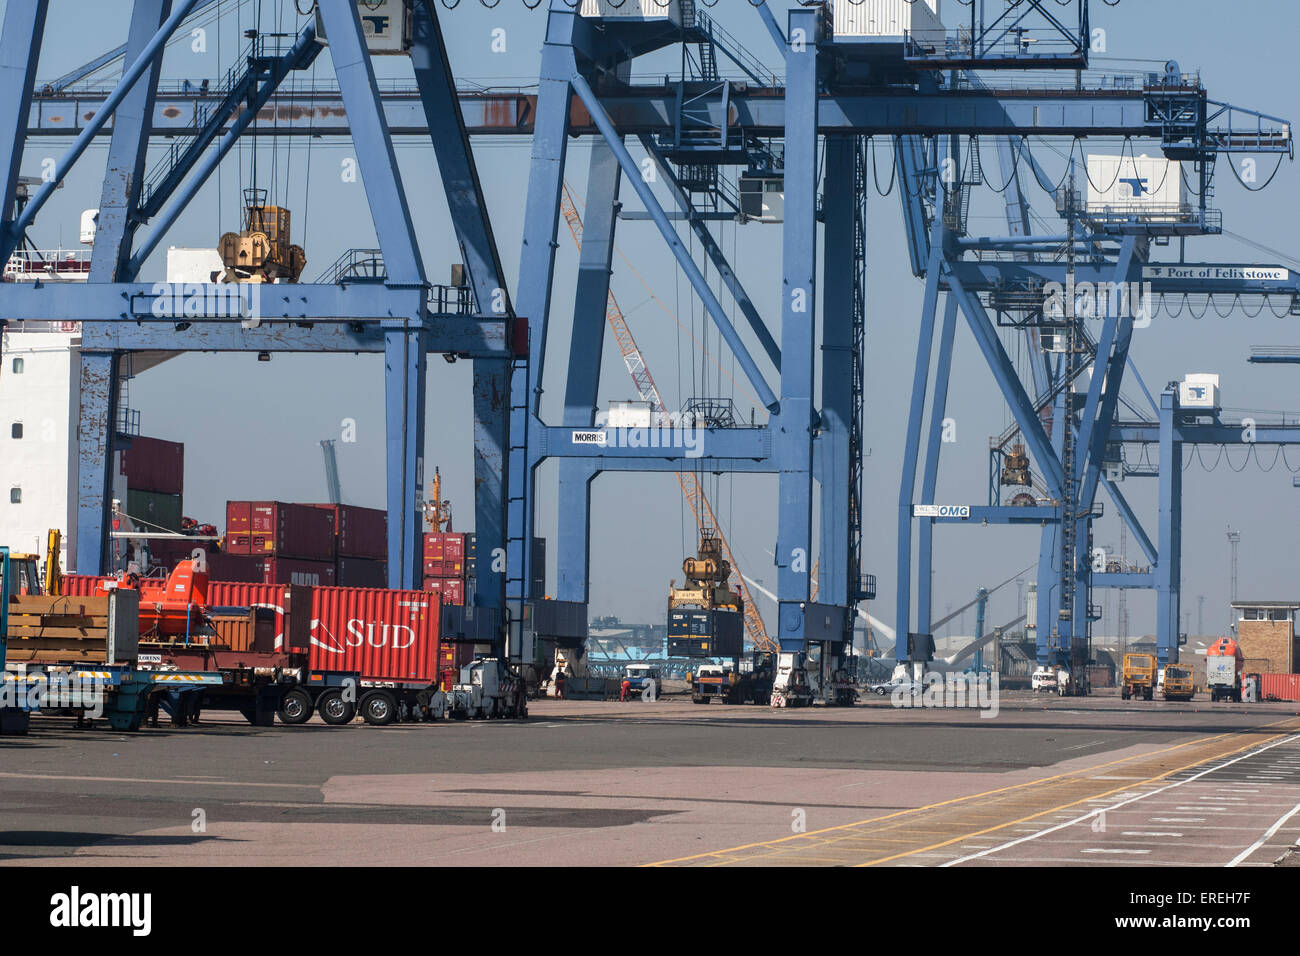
[2, 691, 1298, 867]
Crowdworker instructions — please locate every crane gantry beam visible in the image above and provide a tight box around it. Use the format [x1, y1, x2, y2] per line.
[559, 184, 776, 655]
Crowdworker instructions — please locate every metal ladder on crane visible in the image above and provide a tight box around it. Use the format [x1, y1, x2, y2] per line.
[559, 185, 777, 655]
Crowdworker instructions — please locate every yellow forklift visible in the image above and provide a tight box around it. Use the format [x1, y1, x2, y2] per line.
[6, 529, 62, 596]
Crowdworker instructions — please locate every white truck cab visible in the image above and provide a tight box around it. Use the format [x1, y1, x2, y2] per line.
[1031, 666, 1058, 692]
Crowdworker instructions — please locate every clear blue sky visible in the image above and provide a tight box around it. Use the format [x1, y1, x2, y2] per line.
[9, 0, 1300, 638]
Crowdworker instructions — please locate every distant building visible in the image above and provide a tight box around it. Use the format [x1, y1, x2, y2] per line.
[1231, 602, 1300, 674]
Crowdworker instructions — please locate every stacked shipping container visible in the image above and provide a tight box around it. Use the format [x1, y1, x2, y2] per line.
[310, 503, 388, 587]
[213, 502, 389, 587]
[119, 437, 186, 565]
[422, 531, 468, 605]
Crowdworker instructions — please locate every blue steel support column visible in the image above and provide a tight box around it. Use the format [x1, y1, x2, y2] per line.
[318, 0, 427, 588]
[556, 139, 623, 603]
[76, 353, 120, 574]
[77, 0, 172, 575]
[818, 136, 854, 608]
[512, 3, 578, 608]
[89, 0, 171, 282]
[775, 6, 820, 652]
[472, 363, 508, 625]
[895, 213, 947, 663]
[916, 295, 959, 637]
[1155, 389, 1182, 666]
[385, 328, 427, 590]
[0, 2, 48, 233]
[411, 0, 511, 619]
[1070, 237, 1140, 654]
[316, 0, 423, 285]
[1036, 390, 1066, 664]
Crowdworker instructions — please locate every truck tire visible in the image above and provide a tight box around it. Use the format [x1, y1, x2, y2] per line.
[317, 690, 356, 726]
[693, 695, 709, 705]
[1121, 687, 1130, 700]
[1144, 687, 1153, 701]
[278, 688, 314, 725]
[361, 691, 397, 726]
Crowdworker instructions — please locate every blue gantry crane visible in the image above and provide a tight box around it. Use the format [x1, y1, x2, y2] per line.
[6, 1, 1297, 690]
[0, 1, 518, 650]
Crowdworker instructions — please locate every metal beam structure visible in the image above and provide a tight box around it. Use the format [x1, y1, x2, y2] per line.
[5, 1, 1294, 686]
[0, 0, 517, 649]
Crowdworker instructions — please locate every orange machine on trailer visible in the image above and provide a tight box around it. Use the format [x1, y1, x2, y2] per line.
[100, 558, 212, 638]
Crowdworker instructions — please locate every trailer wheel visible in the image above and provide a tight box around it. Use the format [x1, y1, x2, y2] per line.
[278, 688, 314, 725]
[1121, 687, 1130, 700]
[318, 690, 356, 726]
[360, 692, 396, 726]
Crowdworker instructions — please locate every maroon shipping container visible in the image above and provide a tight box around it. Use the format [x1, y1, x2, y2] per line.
[438, 640, 475, 689]
[255, 557, 336, 588]
[309, 587, 441, 684]
[336, 556, 388, 588]
[206, 551, 263, 583]
[119, 436, 184, 496]
[423, 557, 465, 579]
[423, 576, 465, 605]
[1260, 673, 1300, 702]
[225, 501, 252, 551]
[423, 532, 466, 561]
[226, 501, 336, 561]
[147, 537, 206, 567]
[310, 504, 388, 559]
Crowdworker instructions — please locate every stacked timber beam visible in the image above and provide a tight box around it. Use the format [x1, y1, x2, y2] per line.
[4, 592, 139, 664]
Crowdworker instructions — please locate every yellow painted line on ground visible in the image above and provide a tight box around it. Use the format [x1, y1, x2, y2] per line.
[860, 725, 1299, 866]
[649, 716, 1300, 867]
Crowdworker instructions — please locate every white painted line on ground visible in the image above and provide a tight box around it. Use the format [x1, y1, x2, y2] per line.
[1153, 817, 1205, 823]
[1081, 848, 1150, 855]
[1122, 831, 1183, 837]
[942, 733, 1300, 868]
[1226, 800, 1300, 867]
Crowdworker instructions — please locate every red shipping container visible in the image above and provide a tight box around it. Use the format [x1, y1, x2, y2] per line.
[310, 504, 388, 559]
[1260, 673, 1300, 702]
[336, 556, 388, 588]
[423, 576, 465, 605]
[119, 436, 184, 496]
[61, 574, 112, 596]
[227, 501, 337, 561]
[309, 587, 441, 684]
[255, 557, 336, 588]
[423, 532, 466, 561]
